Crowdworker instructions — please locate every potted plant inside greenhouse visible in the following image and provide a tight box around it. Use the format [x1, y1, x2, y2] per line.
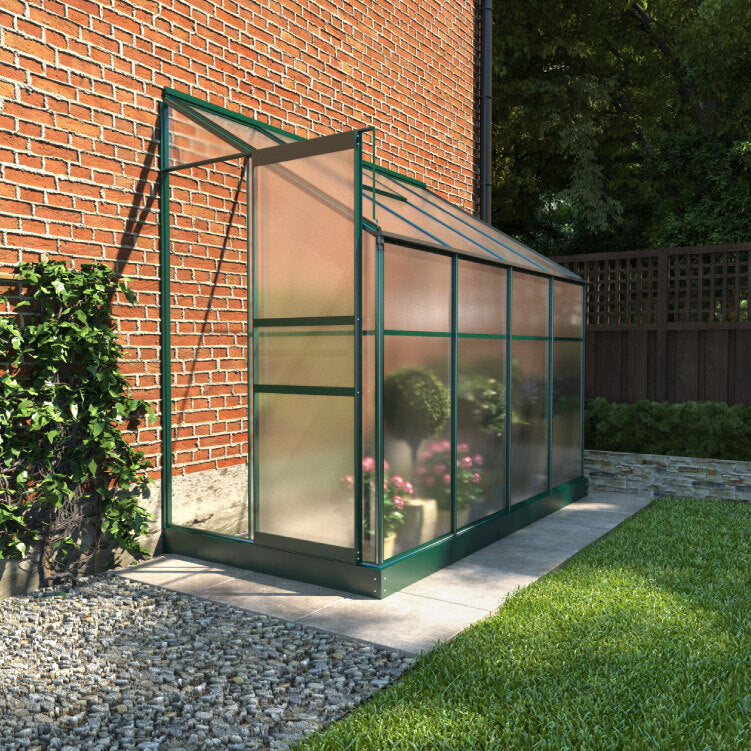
[159, 87, 586, 598]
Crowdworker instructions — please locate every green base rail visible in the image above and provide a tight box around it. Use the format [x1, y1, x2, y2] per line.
[163, 476, 588, 599]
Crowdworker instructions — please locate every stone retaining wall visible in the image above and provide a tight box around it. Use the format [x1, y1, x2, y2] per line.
[585, 450, 751, 501]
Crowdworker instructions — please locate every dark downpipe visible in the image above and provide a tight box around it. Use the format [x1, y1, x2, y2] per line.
[480, 0, 493, 223]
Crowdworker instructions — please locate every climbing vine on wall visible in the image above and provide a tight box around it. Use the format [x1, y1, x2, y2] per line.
[0, 260, 155, 586]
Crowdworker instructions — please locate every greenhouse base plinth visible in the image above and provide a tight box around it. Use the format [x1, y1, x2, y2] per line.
[164, 477, 586, 599]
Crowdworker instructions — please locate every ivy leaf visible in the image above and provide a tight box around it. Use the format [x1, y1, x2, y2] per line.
[70, 403, 79, 420]
[88, 459, 97, 476]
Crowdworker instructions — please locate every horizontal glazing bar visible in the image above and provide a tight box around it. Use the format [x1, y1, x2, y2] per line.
[163, 151, 249, 173]
[254, 384, 356, 396]
[512, 335, 550, 341]
[257, 329, 352, 337]
[553, 336, 585, 342]
[362, 159, 427, 188]
[458, 332, 507, 340]
[362, 185, 408, 202]
[384, 329, 451, 337]
[254, 316, 355, 327]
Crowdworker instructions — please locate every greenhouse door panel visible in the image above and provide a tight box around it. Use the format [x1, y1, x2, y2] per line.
[252, 131, 362, 563]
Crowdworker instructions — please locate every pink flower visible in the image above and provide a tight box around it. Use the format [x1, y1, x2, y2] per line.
[460, 456, 472, 469]
[457, 442, 469, 454]
[362, 457, 375, 472]
[442, 473, 451, 486]
[416, 466, 428, 477]
[392, 495, 405, 511]
[434, 463, 447, 474]
[439, 440, 451, 451]
[418, 449, 432, 460]
[473, 454, 484, 467]
[383, 460, 390, 470]
[384, 480, 389, 490]
[391, 475, 406, 490]
[340, 475, 354, 488]
[404, 481, 414, 495]
[471, 472, 482, 484]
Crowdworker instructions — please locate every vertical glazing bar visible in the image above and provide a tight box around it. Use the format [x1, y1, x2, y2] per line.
[375, 236, 385, 563]
[450, 255, 458, 532]
[547, 278, 554, 492]
[245, 157, 253, 540]
[581, 283, 586, 478]
[354, 133, 363, 562]
[251, 163, 260, 538]
[371, 130, 376, 221]
[159, 100, 173, 528]
[505, 269, 512, 510]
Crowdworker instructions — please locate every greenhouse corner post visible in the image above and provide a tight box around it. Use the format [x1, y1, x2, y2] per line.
[505, 269, 512, 509]
[581, 283, 586, 478]
[159, 99, 173, 527]
[354, 131, 364, 562]
[548, 278, 554, 493]
[450, 255, 458, 532]
[375, 236, 385, 564]
[246, 156, 252, 540]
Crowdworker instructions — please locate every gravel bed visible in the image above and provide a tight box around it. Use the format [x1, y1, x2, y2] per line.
[0, 574, 415, 750]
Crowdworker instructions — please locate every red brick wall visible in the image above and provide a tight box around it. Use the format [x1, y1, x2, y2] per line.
[0, 0, 478, 478]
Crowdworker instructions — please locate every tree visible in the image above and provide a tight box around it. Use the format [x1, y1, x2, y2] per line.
[491, 0, 751, 253]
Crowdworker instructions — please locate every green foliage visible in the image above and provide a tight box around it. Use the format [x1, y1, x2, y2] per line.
[584, 398, 751, 460]
[492, 0, 751, 253]
[298, 498, 751, 749]
[383, 367, 450, 459]
[0, 260, 155, 582]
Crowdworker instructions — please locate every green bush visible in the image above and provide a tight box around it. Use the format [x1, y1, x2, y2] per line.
[584, 398, 751, 461]
[0, 260, 155, 585]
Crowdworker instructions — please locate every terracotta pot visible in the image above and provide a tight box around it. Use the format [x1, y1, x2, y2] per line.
[383, 532, 396, 560]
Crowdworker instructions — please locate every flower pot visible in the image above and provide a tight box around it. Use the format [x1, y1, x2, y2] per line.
[383, 532, 396, 560]
[395, 497, 440, 554]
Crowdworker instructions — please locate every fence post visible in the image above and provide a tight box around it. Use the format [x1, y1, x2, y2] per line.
[656, 249, 668, 400]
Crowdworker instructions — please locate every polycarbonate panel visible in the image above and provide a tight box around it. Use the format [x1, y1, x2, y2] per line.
[513, 272, 549, 337]
[383, 335, 452, 557]
[365, 168, 580, 280]
[552, 341, 583, 486]
[169, 105, 240, 167]
[457, 338, 506, 525]
[168, 162, 250, 537]
[458, 259, 506, 335]
[554, 280, 584, 338]
[384, 244, 451, 332]
[256, 327, 353, 387]
[510, 340, 548, 504]
[255, 147, 355, 318]
[363, 189, 448, 248]
[361, 330, 377, 562]
[256, 393, 355, 548]
[198, 108, 294, 149]
[363, 231, 376, 331]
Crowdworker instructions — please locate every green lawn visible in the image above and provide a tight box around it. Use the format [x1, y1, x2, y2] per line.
[297, 498, 751, 750]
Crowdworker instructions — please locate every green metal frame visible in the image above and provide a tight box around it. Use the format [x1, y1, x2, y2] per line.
[158, 88, 588, 598]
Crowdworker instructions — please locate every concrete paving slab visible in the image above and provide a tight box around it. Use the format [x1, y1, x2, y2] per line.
[298, 591, 488, 654]
[197, 570, 345, 621]
[117, 492, 650, 653]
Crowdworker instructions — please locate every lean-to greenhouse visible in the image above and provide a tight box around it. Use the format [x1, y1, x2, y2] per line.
[160, 88, 586, 597]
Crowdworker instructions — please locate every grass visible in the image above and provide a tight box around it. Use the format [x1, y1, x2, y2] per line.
[296, 498, 751, 750]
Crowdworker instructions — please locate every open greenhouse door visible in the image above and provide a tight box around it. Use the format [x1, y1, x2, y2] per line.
[251, 131, 363, 563]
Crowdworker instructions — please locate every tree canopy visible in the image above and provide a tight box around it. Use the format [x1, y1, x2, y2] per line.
[491, 0, 751, 254]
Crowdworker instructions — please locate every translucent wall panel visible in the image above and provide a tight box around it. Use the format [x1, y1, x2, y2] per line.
[255, 147, 354, 318]
[169, 106, 240, 168]
[552, 341, 583, 486]
[513, 272, 549, 337]
[510, 340, 548, 503]
[256, 393, 354, 548]
[257, 327, 353, 387]
[199, 108, 292, 149]
[168, 162, 250, 537]
[458, 260, 506, 335]
[384, 244, 451, 332]
[457, 338, 506, 525]
[362, 233, 377, 561]
[554, 281, 584, 338]
[383, 335, 452, 557]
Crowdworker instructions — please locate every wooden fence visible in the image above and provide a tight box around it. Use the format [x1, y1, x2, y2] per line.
[555, 243, 751, 405]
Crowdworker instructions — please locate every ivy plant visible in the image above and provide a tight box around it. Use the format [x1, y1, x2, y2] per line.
[0, 260, 155, 585]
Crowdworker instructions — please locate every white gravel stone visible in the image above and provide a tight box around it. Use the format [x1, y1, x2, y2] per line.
[0, 573, 415, 750]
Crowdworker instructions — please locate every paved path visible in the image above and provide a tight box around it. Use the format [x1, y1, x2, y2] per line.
[118, 491, 650, 654]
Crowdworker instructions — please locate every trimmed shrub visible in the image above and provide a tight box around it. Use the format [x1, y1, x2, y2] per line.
[584, 398, 751, 461]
